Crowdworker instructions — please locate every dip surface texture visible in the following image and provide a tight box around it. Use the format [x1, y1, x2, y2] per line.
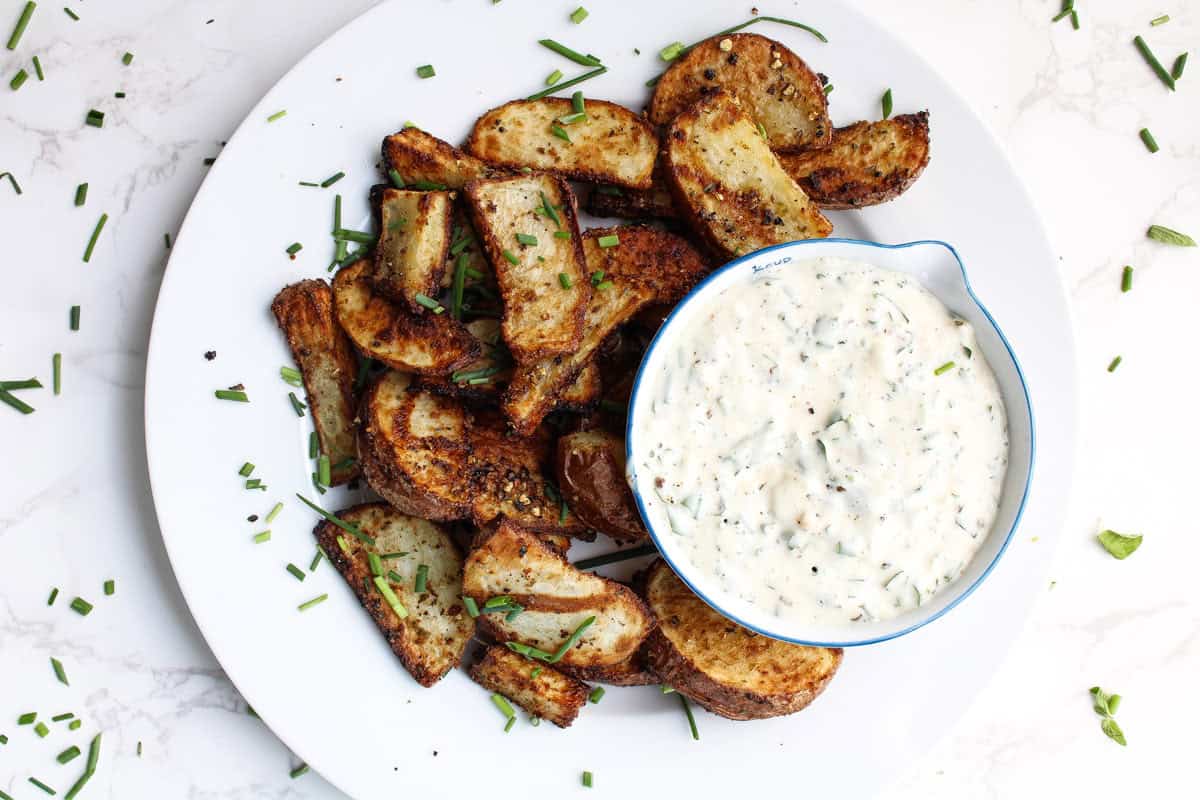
[634, 256, 1009, 626]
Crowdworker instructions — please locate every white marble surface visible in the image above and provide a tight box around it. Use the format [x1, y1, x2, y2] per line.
[1, 1, 1196, 797]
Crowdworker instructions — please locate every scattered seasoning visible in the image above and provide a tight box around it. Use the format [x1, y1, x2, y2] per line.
[0, 171, 21, 194]
[414, 564, 429, 593]
[286, 563, 306, 581]
[881, 88, 893, 119]
[69, 597, 92, 616]
[545, 68, 563, 86]
[288, 391, 306, 416]
[570, 6, 588, 24]
[526, 65, 607, 100]
[47, 587, 59, 605]
[6, 2, 36, 50]
[57, 745, 81, 764]
[82, 213, 108, 262]
[253, 530, 271, 544]
[103, 579, 114, 596]
[1097, 530, 1142, 559]
[266, 109, 287, 123]
[588, 686, 605, 703]
[416, 64, 436, 79]
[1107, 356, 1122, 372]
[1138, 128, 1159, 153]
[295, 494, 376, 545]
[51, 657, 69, 685]
[320, 171, 346, 188]
[137, 741, 142, 756]
[1171, 52, 1187, 80]
[678, 693, 700, 740]
[537, 39, 601, 67]
[463, 596, 480, 617]
[582, 771, 594, 788]
[52, 353, 61, 395]
[1133, 35, 1176, 90]
[597, 233, 619, 248]
[10, 68, 28, 90]
[1146, 224, 1195, 246]
[74, 183, 88, 206]
[558, 272, 573, 289]
[1121, 265, 1133, 292]
[297, 593, 328, 612]
[121, 51, 134, 65]
[28, 778, 55, 795]
[85, 109, 104, 127]
[214, 389, 249, 402]
[290, 763, 310, 779]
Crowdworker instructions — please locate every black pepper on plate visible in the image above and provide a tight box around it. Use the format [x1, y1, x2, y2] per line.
[204, 350, 216, 360]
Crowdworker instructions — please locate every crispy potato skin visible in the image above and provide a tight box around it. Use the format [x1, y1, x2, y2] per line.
[333, 260, 480, 375]
[778, 113, 931, 209]
[313, 503, 474, 687]
[641, 560, 842, 720]
[469, 645, 590, 727]
[559, 650, 659, 687]
[372, 189, 454, 307]
[382, 127, 504, 189]
[585, 183, 677, 221]
[467, 98, 658, 189]
[649, 33, 831, 152]
[663, 90, 832, 258]
[270, 279, 360, 485]
[556, 430, 647, 544]
[464, 174, 591, 361]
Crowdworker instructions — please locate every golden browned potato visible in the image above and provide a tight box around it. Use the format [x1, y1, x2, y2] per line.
[557, 430, 647, 544]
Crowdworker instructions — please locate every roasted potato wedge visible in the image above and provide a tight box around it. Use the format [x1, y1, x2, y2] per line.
[463, 519, 655, 668]
[313, 503, 474, 687]
[663, 90, 832, 258]
[464, 174, 591, 361]
[270, 280, 360, 485]
[467, 98, 658, 189]
[584, 182, 677, 221]
[413, 317, 513, 403]
[553, 361, 602, 413]
[649, 33, 831, 152]
[333, 260, 480, 375]
[373, 188, 454, 307]
[382, 127, 505, 190]
[642, 559, 842, 720]
[559, 650, 658, 687]
[778, 113, 931, 209]
[470, 645, 590, 727]
[556, 430, 646, 543]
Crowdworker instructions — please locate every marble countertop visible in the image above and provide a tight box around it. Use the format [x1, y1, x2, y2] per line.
[1, 1, 1195, 797]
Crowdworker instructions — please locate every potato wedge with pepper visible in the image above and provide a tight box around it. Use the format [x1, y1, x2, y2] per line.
[469, 645, 590, 727]
[556, 430, 647, 543]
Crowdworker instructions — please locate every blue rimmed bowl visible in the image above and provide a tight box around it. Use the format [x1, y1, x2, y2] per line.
[625, 238, 1035, 648]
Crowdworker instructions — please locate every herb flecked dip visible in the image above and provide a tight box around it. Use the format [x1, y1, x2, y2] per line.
[634, 257, 1009, 625]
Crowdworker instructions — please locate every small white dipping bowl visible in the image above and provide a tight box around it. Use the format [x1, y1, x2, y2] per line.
[625, 238, 1034, 647]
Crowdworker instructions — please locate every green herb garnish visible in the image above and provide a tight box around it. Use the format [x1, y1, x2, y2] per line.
[1171, 52, 1187, 80]
[69, 597, 92, 616]
[6, 2, 36, 50]
[1139, 128, 1159, 153]
[551, 123, 571, 142]
[659, 41, 685, 61]
[545, 68, 563, 86]
[1089, 686, 1127, 745]
[1147, 224, 1195, 246]
[103, 579, 114, 596]
[934, 361, 956, 375]
[373, 576, 408, 619]
[558, 272, 573, 289]
[516, 232, 538, 246]
[52, 353, 61, 395]
[51, 657, 68, 685]
[572, 543, 657, 570]
[48, 587, 59, 605]
[1150, 14, 1169, 25]
[309, 548, 325, 571]
[290, 763, 310, 779]
[57, 745, 81, 764]
[63, 6, 78, 21]
[74, 182, 88, 206]
[85, 109, 104, 127]
[1133, 35, 1176, 90]
[537, 39, 601, 67]
[1097, 530, 1142, 559]
[286, 563, 306, 581]
[252, 530, 271, 544]
[121, 51, 134, 65]
[266, 109, 286, 122]
[597, 233, 619, 248]
[82, 212, 107, 262]
[582, 771, 594, 788]
[297, 593, 328, 612]
[570, 6, 588, 24]
[1106, 355, 1122, 372]
[572, 90, 585, 113]
[10, 68, 28, 90]
[286, 242, 303, 255]
[1121, 265, 1133, 292]
[28, 777, 55, 795]
[502, 249, 520, 265]
[490, 693, 516, 719]
[414, 564, 429, 593]
[295, 494, 375, 545]
[414, 293, 445, 314]
[588, 686, 605, 703]
[526, 66, 607, 101]
[416, 64, 436, 79]
[881, 88, 893, 119]
[463, 596, 479, 617]
[678, 693, 699, 740]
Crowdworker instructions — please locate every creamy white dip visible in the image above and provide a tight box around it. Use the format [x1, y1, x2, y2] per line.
[633, 256, 1009, 626]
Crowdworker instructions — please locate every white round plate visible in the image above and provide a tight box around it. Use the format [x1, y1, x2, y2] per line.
[145, 2, 1078, 798]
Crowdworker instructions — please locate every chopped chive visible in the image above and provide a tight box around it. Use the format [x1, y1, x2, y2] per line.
[570, 6, 588, 24]
[69, 597, 92, 616]
[824, 83, 834, 95]
[1107, 356, 1122, 372]
[48, 587, 59, 605]
[203, 157, 215, 166]
[245, 478, 266, 490]
[490, 693, 516, 719]
[28, 778, 55, 795]
[597, 233, 619, 248]
[280, 365, 302, 386]
[545, 68, 563, 86]
[121, 51, 133, 65]
[85, 109, 104, 127]
[504, 716, 516, 732]
[551, 124, 571, 142]
[367, 552, 383, 576]
[238, 462, 255, 477]
[69, 305, 80, 330]
[74, 183, 88, 206]
[463, 596, 479, 617]
[297, 593, 328, 612]
[414, 293, 445, 314]
[548, 616, 595, 663]
[659, 41, 685, 61]
[536, 39, 601, 67]
[286, 563, 306, 581]
[68, 719, 80, 730]
[296, 494, 375, 545]
[881, 88, 893, 119]
[386, 570, 404, 583]
[0, 389, 35, 414]
[115, 91, 125, 99]
[266, 502, 284, 524]
[0, 377, 41, 390]
[572, 542, 657, 569]
[266, 109, 286, 123]
[1139, 128, 1159, 153]
[679, 693, 699, 740]
[516, 232, 538, 246]
[582, 771, 594, 788]
[82, 213, 107, 262]
[286, 241, 303, 255]
[57, 745, 81, 764]
[526, 65, 607, 100]
[51, 657, 68, 685]
[1070, 9, 1079, 29]
[934, 361, 956, 375]
[18, 712, 36, 724]
[51, 713, 73, 722]
[308, 431, 318, 459]
[571, 90, 585, 113]
[1133, 35, 1177, 90]
[290, 763, 309, 779]
[103, 579, 114, 596]
[1172, 52, 1187, 80]
[137, 741, 142, 756]
[10, 68, 28, 90]
[1150, 14, 1169, 26]
[63, 6, 78, 21]
[163, 232, 170, 248]
[309, 548, 325, 571]
[317, 454, 331, 486]
[333, 227, 376, 245]
[215, 389, 249, 402]
[1147, 224, 1196, 246]
[414, 564, 429, 593]
[590, 270, 605, 285]
[373, 576, 408, 618]
[416, 64, 436, 79]
[594, 280, 613, 290]
[34, 721, 49, 737]
[83, 732, 100, 774]
[410, 179, 448, 191]
[558, 272, 573, 289]
[1121, 266, 1133, 292]
[387, 168, 405, 189]
[1051, 1, 1073, 22]
[253, 530, 271, 544]
[320, 171, 345, 188]
[0, 171, 21, 194]
[556, 110, 588, 125]
[52, 353, 61, 395]
[589, 686, 605, 703]
[7, 2, 36, 50]
[502, 249, 519, 265]
[756, 120, 769, 141]
[553, 230, 571, 240]
[451, 252, 469, 320]
[32, 54, 42, 79]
